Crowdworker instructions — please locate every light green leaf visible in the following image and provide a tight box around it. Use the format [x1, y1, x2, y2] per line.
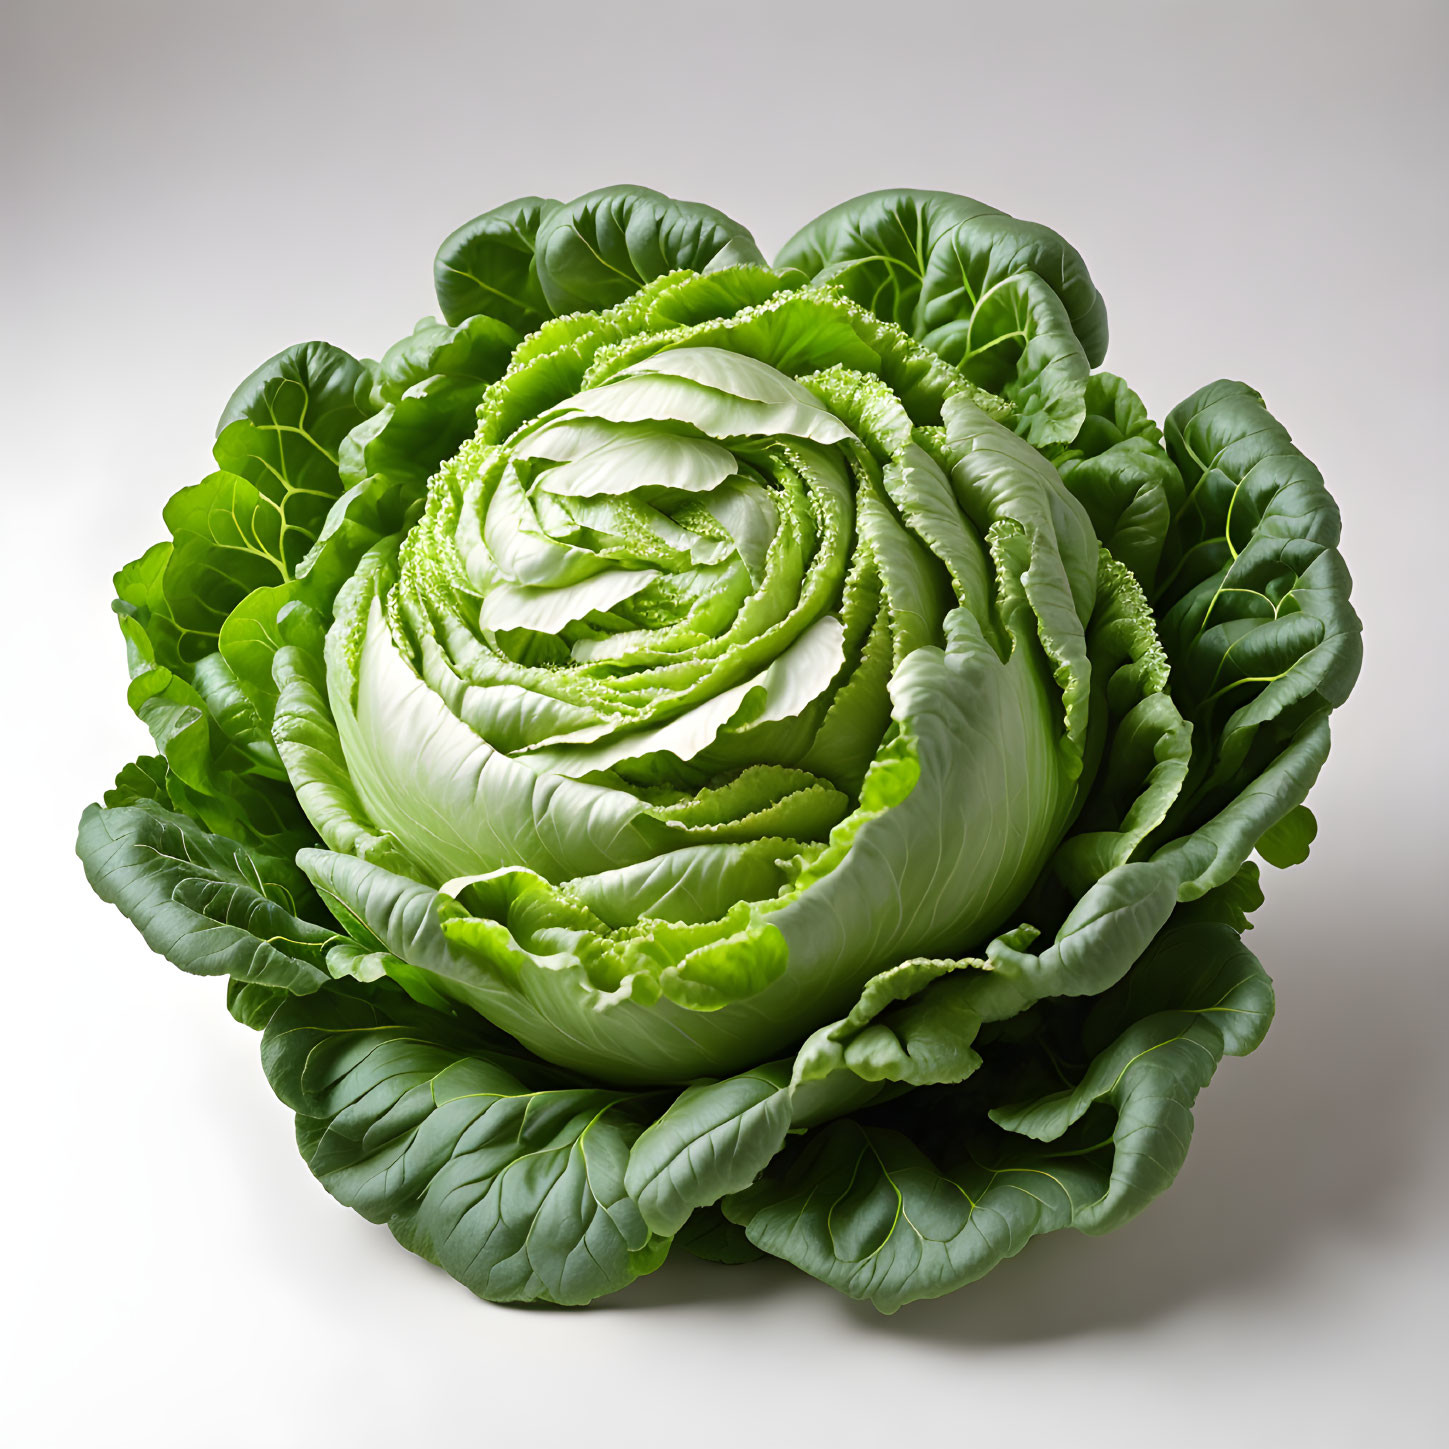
[110, 342, 377, 836]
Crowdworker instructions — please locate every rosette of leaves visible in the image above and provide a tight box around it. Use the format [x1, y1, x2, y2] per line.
[78, 185, 1360, 1311]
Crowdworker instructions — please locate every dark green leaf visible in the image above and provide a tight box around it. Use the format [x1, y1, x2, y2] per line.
[1157, 380, 1361, 726]
[1058, 374, 1186, 590]
[226, 977, 291, 1030]
[725, 1119, 1099, 1313]
[434, 195, 555, 330]
[262, 989, 668, 1305]
[625, 1063, 793, 1236]
[992, 919, 1274, 1230]
[1116, 381, 1360, 910]
[533, 185, 765, 314]
[727, 917, 1273, 1310]
[77, 794, 335, 992]
[212, 341, 377, 559]
[777, 189, 1107, 444]
[1256, 803, 1317, 868]
[675, 1206, 765, 1264]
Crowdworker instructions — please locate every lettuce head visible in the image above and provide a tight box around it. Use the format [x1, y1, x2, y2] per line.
[78, 185, 1361, 1310]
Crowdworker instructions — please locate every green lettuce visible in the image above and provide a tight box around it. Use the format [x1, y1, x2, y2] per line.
[78, 184, 1360, 1310]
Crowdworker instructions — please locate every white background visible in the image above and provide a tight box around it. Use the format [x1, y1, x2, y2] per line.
[5, 1, 1445, 1444]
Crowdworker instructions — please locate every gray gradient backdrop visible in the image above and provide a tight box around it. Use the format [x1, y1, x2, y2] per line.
[5, 1, 1445, 1444]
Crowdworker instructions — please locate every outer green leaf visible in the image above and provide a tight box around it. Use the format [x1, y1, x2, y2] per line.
[1255, 803, 1317, 868]
[434, 195, 555, 330]
[1159, 714, 1334, 898]
[76, 795, 335, 992]
[1057, 374, 1186, 590]
[623, 955, 994, 1242]
[625, 1062, 794, 1236]
[990, 919, 1274, 1229]
[226, 977, 291, 1030]
[1157, 380, 1361, 727]
[339, 314, 519, 494]
[159, 473, 292, 643]
[213, 341, 376, 530]
[111, 342, 377, 838]
[533, 185, 766, 314]
[376, 313, 520, 403]
[674, 1206, 764, 1264]
[777, 188, 1107, 444]
[792, 959, 986, 1090]
[218, 476, 424, 739]
[102, 754, 172, 809]
[726, 915, 1274, 1310]
[262, 989, 667, 1305]
[1151, 382, 1361, 886]
[1077, 913, 1274, 1058]
[123, 340, 373, 673]
[724, 1119, 1100, 1313]
[1170, 860, 1265, 933]
[113, 556, 307, 847]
